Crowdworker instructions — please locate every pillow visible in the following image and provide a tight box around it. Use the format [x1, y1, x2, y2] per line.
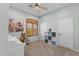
[8, 34, 22, 45]
[8, 34, 14, 41]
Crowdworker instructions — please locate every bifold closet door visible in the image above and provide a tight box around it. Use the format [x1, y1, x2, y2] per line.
[58, 17, 73, 49]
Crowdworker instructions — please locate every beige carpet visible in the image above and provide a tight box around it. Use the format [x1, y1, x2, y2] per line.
[24, 40, 79, 56]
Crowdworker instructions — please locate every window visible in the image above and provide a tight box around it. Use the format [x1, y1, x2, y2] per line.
[26, 18, 38, 37]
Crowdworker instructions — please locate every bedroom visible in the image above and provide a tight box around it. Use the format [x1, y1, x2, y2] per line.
[8, 3, 79, 56]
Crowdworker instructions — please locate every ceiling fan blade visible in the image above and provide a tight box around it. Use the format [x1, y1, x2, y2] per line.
[28, 4, 33, 7]
[39, 6, 47, 10]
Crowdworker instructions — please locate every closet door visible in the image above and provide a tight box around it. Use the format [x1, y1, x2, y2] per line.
[58, 17, 73, 49]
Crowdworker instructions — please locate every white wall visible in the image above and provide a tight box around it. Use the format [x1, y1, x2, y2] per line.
[0, 4, 9, 56]
[40, 4, 79, 51]
[58, 17, 73, 49]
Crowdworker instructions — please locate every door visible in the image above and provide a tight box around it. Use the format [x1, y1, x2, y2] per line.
[58, 17, 73, 49]
[40, 22, 47, 40]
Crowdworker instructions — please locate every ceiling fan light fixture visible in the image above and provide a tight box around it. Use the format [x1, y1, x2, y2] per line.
[28, 3, 47, 14]
[35, 6, 39, 10]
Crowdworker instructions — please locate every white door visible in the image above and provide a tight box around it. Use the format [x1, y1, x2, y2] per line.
[40, 22, 47, 40]
[58, 17, 73, 49]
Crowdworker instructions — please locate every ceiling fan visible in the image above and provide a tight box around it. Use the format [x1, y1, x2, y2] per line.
[28, 3, 47, 13]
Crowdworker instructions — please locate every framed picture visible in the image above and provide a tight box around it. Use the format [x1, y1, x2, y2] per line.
[8, 18, 24, 32]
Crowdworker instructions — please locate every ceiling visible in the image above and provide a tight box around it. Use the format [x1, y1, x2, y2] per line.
[10, 3, 71, 17]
